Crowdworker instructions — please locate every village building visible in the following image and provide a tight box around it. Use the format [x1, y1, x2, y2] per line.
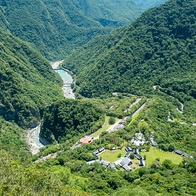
[133, 148, 139, 154]
[98, 147, 105, 153]
[135, 154, 142, 160]
[131, 132, 146, 146]
[175, 150, 189, 157]
[125, 151, 131, 158]
[175, 150, 183, 156]
[122, 164, 132, 171]
[120, 157, 132, 166]
[139, 159, 145, 166]
[110, 163, 116, 170]
[101, 160, 110, 168]
[125, 146, 132, 152]
[79, 136, 93, 144]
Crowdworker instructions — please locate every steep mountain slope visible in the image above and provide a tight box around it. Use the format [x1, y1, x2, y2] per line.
[0, 0, 108, 59]
[71, 0, 142, 27]
[0, 28, 63, 127]
[0, 0, 143, 59]
[63, 0, 196, 99]
[40, 99, 104, 143]
[132, 0, 167, 9]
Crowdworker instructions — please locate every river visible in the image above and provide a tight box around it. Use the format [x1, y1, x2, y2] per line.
[26, 61, 75, 154]
[55, 69, 75, 99]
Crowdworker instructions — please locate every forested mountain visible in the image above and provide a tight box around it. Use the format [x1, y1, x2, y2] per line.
[0, 0, 196, 195]
[63, 0, 196, 100]
[0, 0, 142, 59]
[0, 0, 107, 59]
[40, 99, 104, 143]
[132, 0, 167, 9]
[0, 28, 63, 127]
[71, 0, 142, 27]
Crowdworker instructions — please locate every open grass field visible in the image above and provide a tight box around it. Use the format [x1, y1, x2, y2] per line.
[141, 148, 183, 166]
[99, 149, 125, 162]
[127, 113, 139, 127]
[91, 116, 110, 138]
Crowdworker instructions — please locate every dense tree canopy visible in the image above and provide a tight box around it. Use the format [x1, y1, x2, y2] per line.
[0, 0, 144, 59]
[63, 0, 196, 99]
[0, 0, 195, 195]
[0, 28, 63, 127]
[40, 99, 104, 143]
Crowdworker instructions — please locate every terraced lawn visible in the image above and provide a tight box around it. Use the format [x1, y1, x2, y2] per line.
[141, 148, 183, 166]
[99, 149, 125, 162]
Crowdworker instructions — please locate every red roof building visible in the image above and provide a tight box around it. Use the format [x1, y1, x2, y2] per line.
[80, 137, 93, 144]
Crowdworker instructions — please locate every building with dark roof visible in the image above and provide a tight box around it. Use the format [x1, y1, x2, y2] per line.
[135, 154, 142, 160]
[120, 157, 132, 166]
[125, 151, 131, 158]
[175, 150, 182, 155]
[98, 147, 105, 153]
[122, 164, 132, 171]
[125, 146, 132, 152]
[133, 148, 139, 154]
[139, 159, 145, 166]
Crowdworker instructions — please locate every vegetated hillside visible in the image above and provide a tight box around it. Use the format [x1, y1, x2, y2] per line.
[132, 0, 167, 9]
[63, 0, 196, 100]
[37, 94, 196, 196]
[0, 0, 109, 59]
[40, 99, 104, 143]
[0, 0, 143, 59]
[0, 28, 63, 127]
[71, 0, 142, 27]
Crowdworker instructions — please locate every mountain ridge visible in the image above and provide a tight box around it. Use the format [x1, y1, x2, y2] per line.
[63, 0, 196, 100]
[0, 0, 144, 59]
[0, 28, 63, 127]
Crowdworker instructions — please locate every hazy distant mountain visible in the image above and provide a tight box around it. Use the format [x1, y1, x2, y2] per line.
[132, 0, 167, 9]
[70, 0, 142, 27]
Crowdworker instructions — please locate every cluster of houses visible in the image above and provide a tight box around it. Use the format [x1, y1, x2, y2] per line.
[87, 147, 116, 169]
[130, 132, 158, 147]
[86, 146, 145, 171]
[92, 147, 105, 158]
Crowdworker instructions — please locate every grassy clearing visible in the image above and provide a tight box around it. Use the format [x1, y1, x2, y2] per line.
[91, 116, 110, 138]
[141, 148, 183, 166]
[99, 149, 125, 162]
[127, 113, 139, 127]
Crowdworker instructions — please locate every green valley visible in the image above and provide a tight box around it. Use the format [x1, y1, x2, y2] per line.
[0, 0, 144, 59]
[0, 0, 195, 195]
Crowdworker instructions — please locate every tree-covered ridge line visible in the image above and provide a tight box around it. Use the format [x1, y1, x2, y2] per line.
[63, 0, 196, 100]
[0, 28, 63, 127]
[40, 99, 105, 143]
[0, 0, 145, 59]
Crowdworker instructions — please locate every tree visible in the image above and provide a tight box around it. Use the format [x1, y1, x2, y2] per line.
[109, 117, 116, 125]
[168, 144, 175, 152]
